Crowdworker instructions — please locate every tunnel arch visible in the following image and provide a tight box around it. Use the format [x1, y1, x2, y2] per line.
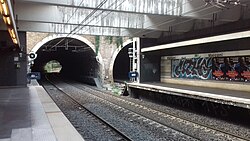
[109, 39, 133, 82]
[30, 34, 103, 61]
[30, 34, 105, 85]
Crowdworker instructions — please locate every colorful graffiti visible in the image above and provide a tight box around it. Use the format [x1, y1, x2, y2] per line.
[170, 56, 250, 82]
[172, 58, 212, 79]
[212, 56, 250, 82]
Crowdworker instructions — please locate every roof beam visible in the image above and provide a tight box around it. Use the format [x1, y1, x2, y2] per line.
[16, 0, 188, 16]
[14, 0, 245, 37]
[15, 3, 146, 29]
[15, 2, 193, 32]
[17, 21, 163, 38]
[16, 0, 239, 21]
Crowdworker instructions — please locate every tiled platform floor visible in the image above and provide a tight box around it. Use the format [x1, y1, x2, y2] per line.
[0, 80, 84, 141]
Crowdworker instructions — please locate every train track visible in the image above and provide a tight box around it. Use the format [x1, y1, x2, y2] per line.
[66, 80, 250, 141]
[43, 77, 132, 141]
[44, 74, 250, 140]
[45, 75, 199, 140]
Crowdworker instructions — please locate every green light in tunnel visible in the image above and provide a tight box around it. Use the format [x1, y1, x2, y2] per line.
[44, 60, 62, 73]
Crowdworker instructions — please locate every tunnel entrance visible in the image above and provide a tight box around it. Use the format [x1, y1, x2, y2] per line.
[112, 42, 133, 82]
[44, 60, 62, 73]
[30, 35, 104, 86]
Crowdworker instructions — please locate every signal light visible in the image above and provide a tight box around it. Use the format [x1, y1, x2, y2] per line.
[128, 47, 133, 58]
[29, 52, 37, 60]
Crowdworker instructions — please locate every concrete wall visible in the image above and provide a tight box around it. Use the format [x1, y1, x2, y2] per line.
[140, 55, 161, 82]
[147, 37, 250, 56]
[161, 78, 250, 92]
[0, 31, 27, 86]
[160, 57, 171, 80]
[156, 19, 250, 46]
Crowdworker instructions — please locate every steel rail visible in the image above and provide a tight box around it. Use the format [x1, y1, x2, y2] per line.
[71, 81, 250, 141]
[44, 75, 133, 141]
[61, 80, 201, 140]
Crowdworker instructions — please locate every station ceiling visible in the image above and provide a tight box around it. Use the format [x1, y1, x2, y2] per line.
[0, 0, 248, 38]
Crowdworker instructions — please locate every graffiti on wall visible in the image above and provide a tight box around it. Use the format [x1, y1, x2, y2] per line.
[172, 58, 212, 79]
[212, 56, 250, 82]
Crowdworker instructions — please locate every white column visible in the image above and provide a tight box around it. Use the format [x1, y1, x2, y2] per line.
[136, 37, 140, 83]
[132, 37, 140, 83]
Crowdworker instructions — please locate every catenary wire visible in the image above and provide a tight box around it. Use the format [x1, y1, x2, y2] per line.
[48, 0, 109, 50]
[45, 0, 85, 49]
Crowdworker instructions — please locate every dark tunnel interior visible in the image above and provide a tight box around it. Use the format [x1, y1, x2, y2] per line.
[31, 37, 99, 84]
[113, 43, 132, 82]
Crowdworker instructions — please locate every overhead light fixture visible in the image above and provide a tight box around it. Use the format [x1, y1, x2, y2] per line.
[0, 2, 2, 14]
[3, 16, 11, 25]
[7, 28, 18, 45]
[0, 0, 20, 46]
[12, 38, 17, 44]
[8, 28, 16, 39]
[0, 0, 9, 16]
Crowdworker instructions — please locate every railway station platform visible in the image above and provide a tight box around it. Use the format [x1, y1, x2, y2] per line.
[0, 80, 84, 141]
[127, 81, 250, 109]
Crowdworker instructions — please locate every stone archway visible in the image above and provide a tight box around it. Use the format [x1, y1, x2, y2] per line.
[29, 34, 105, 84]
[109, 39, 133, 82]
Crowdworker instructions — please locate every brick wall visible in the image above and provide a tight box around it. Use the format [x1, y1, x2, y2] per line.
[26, 32, 129, 82]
